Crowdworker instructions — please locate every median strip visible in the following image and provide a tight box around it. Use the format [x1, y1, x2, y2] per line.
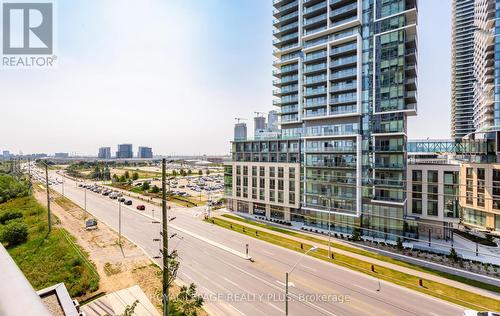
[206, 216, 500, 311]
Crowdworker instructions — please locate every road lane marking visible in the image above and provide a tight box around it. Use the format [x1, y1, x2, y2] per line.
[267, 302, 285, 314]
[300, 265, 316, 272]
[227, 304, 246, 316]
[276, 280, 295, 287]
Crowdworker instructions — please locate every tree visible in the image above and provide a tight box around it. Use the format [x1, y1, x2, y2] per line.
[172, 170, 178, 177]
[0, 210, 22, 225]
[396, 237, 404, 250]
[119, 175, 126, 182]
[198, 170, 202, 176]
[124, 170, 130, 179]
[187, 169, 192, 175]
[450, 247, 459, 262]
[206, 169, 210, 175]
[112, 174, 119, 182]
[151, 185, 160, 194]
[141, 181, 150, 191]
[179, 169, 186, 177]
[132, 172, 139, 181]
[0, 220, 28, 247]
[119, 300, 139, 316]
[351, 227, 361, 241]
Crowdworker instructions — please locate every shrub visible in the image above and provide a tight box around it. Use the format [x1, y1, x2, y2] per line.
[0, 210, 23, 224]
[351, 228, 361, 241]
[0, 220, 28, 247]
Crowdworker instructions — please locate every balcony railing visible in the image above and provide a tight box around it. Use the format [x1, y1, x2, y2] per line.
[330, 55, 357, 68]
[331, 68, 357, 80]
[273, 22, 299, 34]
[305, 51, 327, 61]
[330, 2, 357, 18]
[304, 1, 327, 14]
[304, 63, 327, 73]
[304, 87, 327, 96]
[272, 1, 298, 15]
[331, 81, 356, 92]
[331, 42, 357, 56]
[273, 11, 299, 25]
[305, 75, 327, 84]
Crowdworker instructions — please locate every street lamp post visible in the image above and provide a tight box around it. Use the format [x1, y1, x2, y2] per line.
[285, 246, 318, 315]
[119, 200, 122, 246]
[319, 196, 332, 258]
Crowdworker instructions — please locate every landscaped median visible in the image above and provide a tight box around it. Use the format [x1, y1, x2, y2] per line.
[206, 216, 500, 311]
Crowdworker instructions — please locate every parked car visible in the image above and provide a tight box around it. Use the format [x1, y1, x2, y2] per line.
[136, 205, 145, 210]
[118, 197, 126, 202]
[124, 200, 132, 205]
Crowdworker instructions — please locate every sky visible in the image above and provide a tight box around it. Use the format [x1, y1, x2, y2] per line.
[0, 0, 451, 156]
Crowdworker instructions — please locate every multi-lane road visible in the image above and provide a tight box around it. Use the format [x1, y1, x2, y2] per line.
[43, 169, 465, 316]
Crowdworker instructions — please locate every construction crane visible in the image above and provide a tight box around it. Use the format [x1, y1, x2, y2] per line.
[234, 117, 247, 124]
[254, 112, 266, 117]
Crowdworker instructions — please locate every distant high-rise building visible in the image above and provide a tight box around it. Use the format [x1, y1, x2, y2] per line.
[137, 146, 153, 159]
[254, 116, 266, 135]
[116, 144, 133, 159]
[234, 123, 247, 140]
[472, 0, 500, 132]
[451, 0, 475, 139]
[98, 147, 111, 159]
[267, 110, 279, 132]
[2, 150, 10, 160]
[54, 152, 69, 158]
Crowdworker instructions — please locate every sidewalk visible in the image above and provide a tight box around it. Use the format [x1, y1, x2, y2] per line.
[215, 213, 500, 300]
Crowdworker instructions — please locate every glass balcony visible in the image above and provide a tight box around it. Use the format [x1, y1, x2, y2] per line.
[281, 95, 299, 104]
[330, 81, 356, 92]
[304, 25, 327, 36]
[273, 21, 299, 34]
[330, 42, 357, 56]
[304, 109, 327, 118]
[304, 74, 327, 84]
[273, 32, 299, 44]
[304, 63, 327, 73]
[304, 1, 327, 15]
[331, 93, 356, 104]
[303, 14, 327, 27]
[304, 97, 327, 107]
[273, 75, 299, 85]
[280, 105, 299, 114]
[330, 105, 357, 115]
[330, 55, 357, 68]
[373, 162, 404, 169]
[273, 65, 299, 76]
[305, 146, 356, 153]
[304, 87, 327, 97]
[272, 1, 298, 16]
[330, 2, 357, 19]
[331, 68, 357, 80]
[273, 11, 299, 25]
[373, 145, 405, 152]
[304, 51, 327, 61]
[281, 114, 300, 122]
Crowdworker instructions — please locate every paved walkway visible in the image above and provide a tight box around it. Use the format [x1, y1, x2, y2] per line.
[215, 213, 500, 300]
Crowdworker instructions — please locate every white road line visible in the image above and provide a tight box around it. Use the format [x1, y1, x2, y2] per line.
[351, 283, 371, 292]
[223, 277, 247, 292]
[301, 264, 316, 272]
[227, 304, 246, 316]
[267, 302, 285, 314]
[276, 280, 295, 287]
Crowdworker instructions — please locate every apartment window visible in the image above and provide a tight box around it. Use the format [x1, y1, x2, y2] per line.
[259, 188, 265, 200]
[252, 166, 257, 177]
[289, 192, 296, 204]
[270, 179, 276, 189]
[270, 190, 276, 202]
[466, 167, 473, 179]
[278, 167, 284, 178]
[289, 167, 296, 179]
[478, 195, 485, 207]
[243, 166, 248, 176]
[236, 176, 241, 186]
[260, 166, 265, 177]
[477, 168, 485, 180]
[252, 188, 257, 199]
[412, 199, 422, 214]
[412, 170, 422, 182]
[427, 201, 438, 216]
[278, 180, 284, 191]
[427, 170, 438, 183]
[236, 187, 241, 197]
[236, 166, 241, 175]
[243, 177, 248, 187]
[252, 177, 257, 188]
[259, 178, 265, 188]
[289, 181, 296, 191]
[243, 187, 248, 198]
[463, 208, 486, 227]
[278, 191, 284, 203]
[270, 167, 275, 177]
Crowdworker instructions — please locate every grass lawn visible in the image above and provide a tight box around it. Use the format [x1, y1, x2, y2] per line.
[208, 217, 500, 311]
[221, 214, 500, 294]
[0, 196, 99, 298]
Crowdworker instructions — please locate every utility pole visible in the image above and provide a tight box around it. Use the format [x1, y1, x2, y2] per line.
[62, 176, 65, 197]
[161, 158, 169, 316]
[45, 163, 51, 233]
